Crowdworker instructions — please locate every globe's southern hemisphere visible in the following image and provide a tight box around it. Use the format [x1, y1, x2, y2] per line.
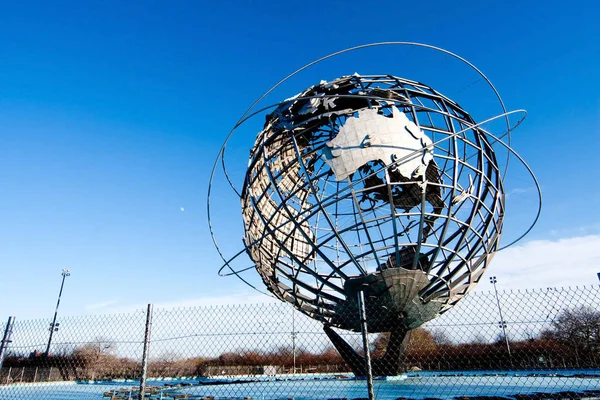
[241, 74, 504, 333]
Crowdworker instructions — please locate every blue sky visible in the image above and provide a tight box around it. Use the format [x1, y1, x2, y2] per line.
[0, 0, 599, 321]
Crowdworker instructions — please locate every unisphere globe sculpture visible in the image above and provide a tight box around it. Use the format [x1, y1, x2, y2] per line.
[210, 44, 541, 377]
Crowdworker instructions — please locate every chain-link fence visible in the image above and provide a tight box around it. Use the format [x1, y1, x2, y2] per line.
[1, 286, 599, 400]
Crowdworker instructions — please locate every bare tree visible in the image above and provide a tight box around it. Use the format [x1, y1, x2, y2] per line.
[431, 328, 452, 345]
[471, 333, 487, 344]
[544, 305, 600, 366]
[74, 337, 117, 380]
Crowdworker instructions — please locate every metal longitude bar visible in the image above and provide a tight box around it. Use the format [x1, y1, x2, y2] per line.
[290, 134, 368, 276]
[347, 177, 383, 269]
[427, 98, 460, 273]
[260, 138, 352, 281]
[248, 195, 345, 297]
[139, 304, 153, 400]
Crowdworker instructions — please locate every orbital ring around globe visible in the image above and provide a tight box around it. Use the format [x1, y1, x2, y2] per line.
[215, 105, 534, 271]
[213, 41, 514, 201]
[207, 43, 542, 332]
[211, 103, 536, 293]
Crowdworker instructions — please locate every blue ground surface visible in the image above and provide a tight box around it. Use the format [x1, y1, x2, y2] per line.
[1, 370, 599, 399]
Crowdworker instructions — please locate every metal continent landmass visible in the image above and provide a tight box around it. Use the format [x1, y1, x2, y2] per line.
[324, 106, 433, 181]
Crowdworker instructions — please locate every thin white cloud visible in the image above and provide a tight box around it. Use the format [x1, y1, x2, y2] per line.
[97, 292, 278, 315]
[548, 224, 600, 238]
[33, 234, 600, 357]
[86, 235, 600, 316]
[505, 186, 535, 198]
[84, 299, 119, 311]
[479, 234, 600, 290]
[153, 292, 278, 309]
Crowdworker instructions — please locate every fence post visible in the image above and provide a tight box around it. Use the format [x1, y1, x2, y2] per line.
[139, 304, 153, 400]
[0, 317, 15, 370]
[357, 288, 375, 400]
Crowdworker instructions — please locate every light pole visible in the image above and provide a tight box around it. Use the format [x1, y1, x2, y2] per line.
[45, 269, 71, 357]
[490, 276, 512, 360]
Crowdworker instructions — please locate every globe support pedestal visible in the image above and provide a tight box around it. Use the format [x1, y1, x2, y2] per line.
[324, 324, 411, 377]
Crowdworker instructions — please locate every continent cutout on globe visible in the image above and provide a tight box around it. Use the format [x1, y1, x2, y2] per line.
[324, 106, 434, 181]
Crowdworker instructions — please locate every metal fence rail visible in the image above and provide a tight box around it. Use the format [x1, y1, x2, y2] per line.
[0, 286, 599, 399]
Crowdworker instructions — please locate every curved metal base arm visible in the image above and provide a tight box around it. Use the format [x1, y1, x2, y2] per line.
[323, 324, 411, 377]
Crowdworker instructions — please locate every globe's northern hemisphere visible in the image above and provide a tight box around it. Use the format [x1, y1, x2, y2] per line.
[241, 74, 504, 333]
